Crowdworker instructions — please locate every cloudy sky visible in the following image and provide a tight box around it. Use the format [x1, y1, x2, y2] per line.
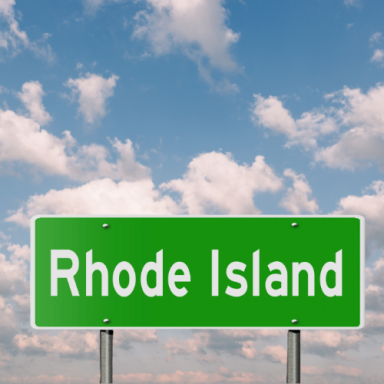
[1, 0, 384, 382]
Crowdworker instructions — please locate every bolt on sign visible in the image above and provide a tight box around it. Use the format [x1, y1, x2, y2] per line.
[30, 216, 365, 329]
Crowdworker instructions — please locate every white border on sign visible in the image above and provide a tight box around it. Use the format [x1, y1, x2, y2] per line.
[30, 215, 365, 330]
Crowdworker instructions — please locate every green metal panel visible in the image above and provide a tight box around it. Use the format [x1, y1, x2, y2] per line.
[31, 216, 364, 329]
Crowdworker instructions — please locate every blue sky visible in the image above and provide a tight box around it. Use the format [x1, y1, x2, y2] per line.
[1, 0, 384, 382]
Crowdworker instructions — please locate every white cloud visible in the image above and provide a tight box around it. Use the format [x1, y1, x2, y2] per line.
[151, 369, 264, 384]
[0, 375, 96, 384]
[301, 330, 363, 356]
[81, 0, 240, 89]
[261, 345, 286, 364]
[114, 330, 158, 350]
[83, 0, 108, 12]
[17, 81, 51, 125]
[133, 0, 239, 85]
[371, 49, 384, 64]
[6, 178, 180, 227]
[0, 249, 28, 296]
[7, 243, 29, 261]
[12, 293, 29, 312]
[365, 284, 384, 312]
[251, 95, 296, 137]
[13, 329, 157, 358]
[0, 296, 18, 343]
[13, 331, 99, 358]
[0, 108, 72, 176]
[0, 368, 264, 384]
[163, 329, 284, 363]
[253, 84, 384, 172]
[161, 152, 283, 214]
[313, 85, 384, 170]
[279, 169, 318, 214]
[330, 365, 362, 377]
[0, 231, 9, 240]
[0, 107, 148, 180]
[0, 0, 54, 61]
[365, 313, 384, 329]
[82, 0, 122, 13]
[164, 333, 208, 362]
[370, 32, 382, 45]
[0, 349, 11, 368]
[334, 181, 384, 250]
[251, 94, 337, 150]
[65, 73, 119, 124]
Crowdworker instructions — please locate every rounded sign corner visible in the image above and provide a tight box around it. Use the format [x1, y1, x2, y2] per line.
[30, 320, 39, 330]
[30, 215, 43, 225]
[356, 321, 365, 330]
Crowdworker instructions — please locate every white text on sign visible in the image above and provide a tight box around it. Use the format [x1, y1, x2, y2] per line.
[50, 249, 342, 297]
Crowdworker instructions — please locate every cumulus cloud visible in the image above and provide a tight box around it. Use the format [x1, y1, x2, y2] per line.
[151, 369, 264, 384]
[301, 330, 363, 356]
[0, 0, 54, 61]
[6, 178, 180, 227]
[0, 107, 148, 180]
[164, 333, 214, 362]
[330, 365, 362, 377]
[7, 243, 29, 261]
[0, 247, 28, 296]
[82, 0, 111, 12]
[371, 49, 384, 64]
[252, 84, 384, 172]
[12, 329, 157, 358]
[279, 169, 318, 214]
[370, 32, 382, 45]
[251, 94, 337, 150]
[365, 285, 384, 313]
[13, 331, 99, 358]
[132, 0, 239, 88]
[301, 365, 362, 377]
[313, 85, 384, 170]
[163, 329, 284, 362]
[65, 73, 119, 124]
[12, 293, 29, 312]
[161, 152, 283, 214]
[0, 368, 264, 384]
[0, 375, 98, 384]
[114, 329, 158, 350]
[365, 313, 384, 330]
[334, 181, 384, 251]
[260, 345, 286, 364]
[17, 81, 51, 125]
[0, 297, 18, 344]
[0, 349, 11, 368]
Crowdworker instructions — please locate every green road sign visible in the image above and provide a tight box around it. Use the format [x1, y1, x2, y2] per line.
[31, 215, 365, 329]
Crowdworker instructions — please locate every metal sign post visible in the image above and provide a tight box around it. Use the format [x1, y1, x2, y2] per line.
[100, 330, 113, 383]
[287, 330, 300, 383]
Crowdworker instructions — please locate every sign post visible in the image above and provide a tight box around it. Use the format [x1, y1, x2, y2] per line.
[100, 330, 113, 383]
[287, 330, 300, 383]
[30, 215, 365, 383]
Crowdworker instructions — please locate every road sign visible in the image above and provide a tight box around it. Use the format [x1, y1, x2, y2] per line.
[31, 215, 365, 329]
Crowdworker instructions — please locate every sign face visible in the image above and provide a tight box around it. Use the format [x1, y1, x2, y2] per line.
[31, 215, 365, 329]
